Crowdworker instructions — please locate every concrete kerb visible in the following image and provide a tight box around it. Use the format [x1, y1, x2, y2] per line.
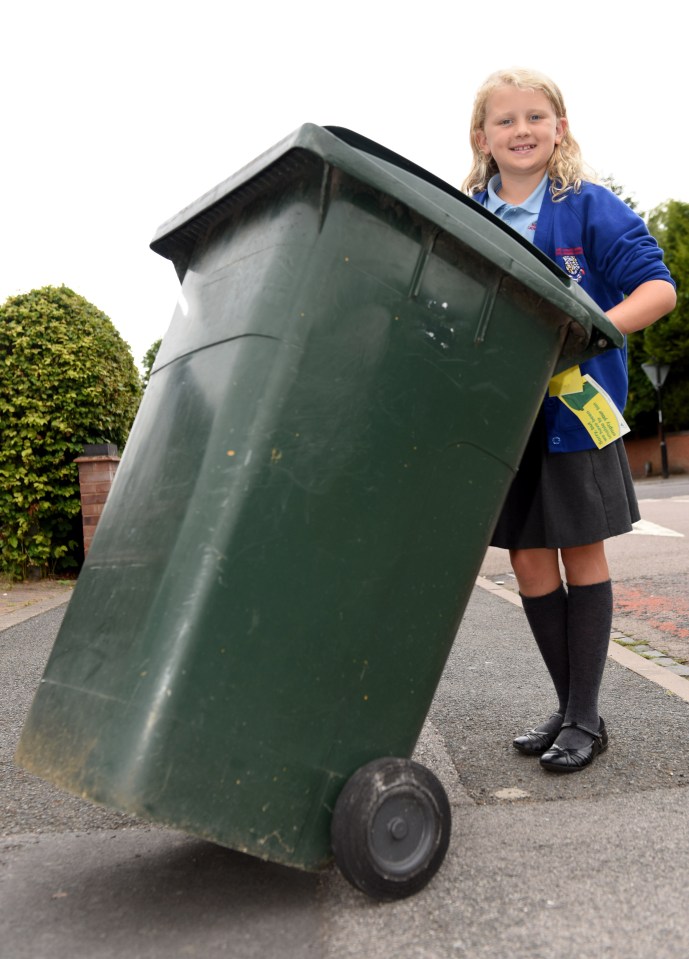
[475, 575, 689, 705]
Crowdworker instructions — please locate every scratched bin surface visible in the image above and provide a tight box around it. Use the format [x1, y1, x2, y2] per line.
[17, 125, 622, 870]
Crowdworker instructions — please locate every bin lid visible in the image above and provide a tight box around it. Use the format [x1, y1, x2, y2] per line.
[150, 123, 622, 351]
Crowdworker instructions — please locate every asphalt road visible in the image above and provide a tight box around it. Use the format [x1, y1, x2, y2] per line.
[2, 478, 689, 958]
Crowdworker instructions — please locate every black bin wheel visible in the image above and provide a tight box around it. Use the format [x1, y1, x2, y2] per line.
[331, 757, 451, 901]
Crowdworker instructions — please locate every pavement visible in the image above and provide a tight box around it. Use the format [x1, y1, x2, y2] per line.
[0, 578, 75, 631]
[2, 567, 689, 958]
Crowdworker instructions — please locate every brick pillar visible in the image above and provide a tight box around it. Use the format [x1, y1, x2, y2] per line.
[75, 443, 120, 556]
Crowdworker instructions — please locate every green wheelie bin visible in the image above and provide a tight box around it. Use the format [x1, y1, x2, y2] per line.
[17, 125, 623, 900]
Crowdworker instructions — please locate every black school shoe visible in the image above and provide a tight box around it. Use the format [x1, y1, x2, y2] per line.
[512, 713, 563, 756]
[539, 719, 608, 773]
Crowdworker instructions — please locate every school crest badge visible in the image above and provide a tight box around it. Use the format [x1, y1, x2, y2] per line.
[557, 247, 586, 283]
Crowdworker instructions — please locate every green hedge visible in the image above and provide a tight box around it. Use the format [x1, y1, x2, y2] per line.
[0, 285, 142, 579]
[626, 200, 689, 436]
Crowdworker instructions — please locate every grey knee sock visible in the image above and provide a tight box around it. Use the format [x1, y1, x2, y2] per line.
[558, 580, 612, 749]
[521, 584, 569, 727]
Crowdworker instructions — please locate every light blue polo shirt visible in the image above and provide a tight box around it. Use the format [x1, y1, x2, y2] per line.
[484, 173, 548, 243]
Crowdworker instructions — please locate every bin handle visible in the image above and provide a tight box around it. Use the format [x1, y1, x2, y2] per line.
[324, 126, 569, 282]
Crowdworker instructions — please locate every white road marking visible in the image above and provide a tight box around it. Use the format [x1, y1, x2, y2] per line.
[637, 496, 689, 503]
[630, 519, 684, 537]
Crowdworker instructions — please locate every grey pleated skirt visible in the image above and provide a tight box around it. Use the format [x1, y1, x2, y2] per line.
[490, 410, 640, 550]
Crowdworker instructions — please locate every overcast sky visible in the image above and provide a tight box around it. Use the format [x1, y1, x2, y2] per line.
[1, 1, 684, 370]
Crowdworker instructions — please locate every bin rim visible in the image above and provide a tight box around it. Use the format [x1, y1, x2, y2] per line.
[149, 123, 622, 350]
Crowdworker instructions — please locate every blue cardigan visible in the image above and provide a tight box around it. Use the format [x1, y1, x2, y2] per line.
[472, 182, 675, 452]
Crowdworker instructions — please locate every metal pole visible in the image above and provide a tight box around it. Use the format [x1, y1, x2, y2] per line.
[658, 381, 669, 479]
[641, 361, 672, 479]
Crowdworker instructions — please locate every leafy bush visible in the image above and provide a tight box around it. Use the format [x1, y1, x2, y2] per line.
[0, 285, 142, 579]
[141, 337, 162, 387]
[627, 200, 689, 435]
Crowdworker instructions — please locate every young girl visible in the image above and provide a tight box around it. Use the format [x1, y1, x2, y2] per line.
[463, 68, 676, 772]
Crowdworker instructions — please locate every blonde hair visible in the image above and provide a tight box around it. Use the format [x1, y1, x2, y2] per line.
[462, 67, 595, 201]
